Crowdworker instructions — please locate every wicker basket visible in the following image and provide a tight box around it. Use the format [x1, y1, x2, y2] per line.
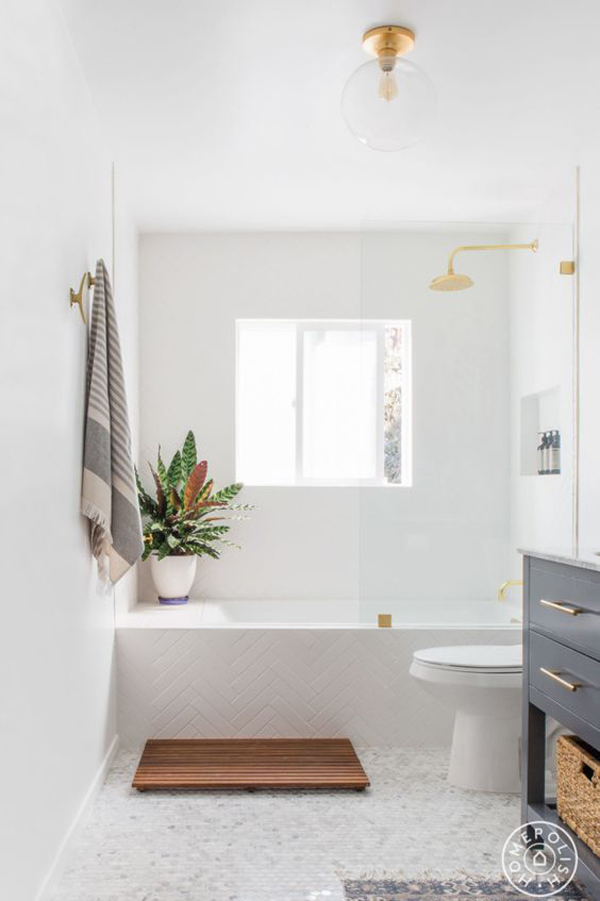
[556, 735, 600, 857]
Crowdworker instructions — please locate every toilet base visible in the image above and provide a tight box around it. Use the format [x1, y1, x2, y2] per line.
[449, 711, 521, 793]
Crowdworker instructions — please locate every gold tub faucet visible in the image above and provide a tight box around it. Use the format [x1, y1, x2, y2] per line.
[497, 580, 523, 602]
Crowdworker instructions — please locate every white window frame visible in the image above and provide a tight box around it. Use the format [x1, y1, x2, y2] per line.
[235, 318, 412, 488]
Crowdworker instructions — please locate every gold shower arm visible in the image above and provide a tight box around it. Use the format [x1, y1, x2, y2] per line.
[448, 240, 538, 274]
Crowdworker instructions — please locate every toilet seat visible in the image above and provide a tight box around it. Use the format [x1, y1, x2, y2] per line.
[412, 644, 522, 674]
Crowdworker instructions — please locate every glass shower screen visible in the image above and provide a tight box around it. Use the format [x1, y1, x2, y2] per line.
[358, 219, 575, 627]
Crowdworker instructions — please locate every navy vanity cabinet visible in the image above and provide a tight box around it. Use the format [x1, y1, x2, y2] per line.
[529, 632, 600, 724]
[522, 553, 600, 900]
[528, 563, 600, 658]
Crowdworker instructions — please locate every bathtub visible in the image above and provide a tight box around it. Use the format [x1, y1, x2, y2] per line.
[117, 597, 520, 748]
[118, 597, 521, 630]
[201, 598, 519, 629]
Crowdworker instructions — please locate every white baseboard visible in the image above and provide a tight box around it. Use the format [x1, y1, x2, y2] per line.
[35, 734, 119, 901]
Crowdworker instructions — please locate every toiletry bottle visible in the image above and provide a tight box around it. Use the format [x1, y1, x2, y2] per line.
[537, 433, 545, 475]
[550, 430, 561, 475]
[542, 432, 550, 475]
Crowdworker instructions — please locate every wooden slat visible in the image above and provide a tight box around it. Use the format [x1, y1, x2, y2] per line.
[132, 738, 370, 791]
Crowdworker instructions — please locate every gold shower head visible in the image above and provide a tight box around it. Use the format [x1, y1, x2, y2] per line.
[430, 240, 538, 293]
[429, 271, 474, 291]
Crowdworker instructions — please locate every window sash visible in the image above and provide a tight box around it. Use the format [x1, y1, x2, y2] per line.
[236, 319, 411, 487]
[294, 320, 386, 486]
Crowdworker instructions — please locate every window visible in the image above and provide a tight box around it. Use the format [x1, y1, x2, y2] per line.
[236, 319, 412, 487]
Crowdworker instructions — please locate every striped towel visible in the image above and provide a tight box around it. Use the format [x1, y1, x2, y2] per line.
[81, 259, 143, 584]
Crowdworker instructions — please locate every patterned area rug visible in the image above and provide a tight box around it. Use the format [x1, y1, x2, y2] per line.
[343, 877, 591, 900]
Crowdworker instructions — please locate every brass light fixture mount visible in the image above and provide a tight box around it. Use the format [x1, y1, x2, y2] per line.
[362, 25, 415, 59]
[360, 26, 416, 103]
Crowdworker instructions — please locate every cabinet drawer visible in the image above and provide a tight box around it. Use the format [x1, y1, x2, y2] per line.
[530, 631, 600, 724]
[529, 563, 600, 659]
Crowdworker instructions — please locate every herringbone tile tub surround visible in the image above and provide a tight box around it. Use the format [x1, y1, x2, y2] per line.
[117, 627, 518, 748]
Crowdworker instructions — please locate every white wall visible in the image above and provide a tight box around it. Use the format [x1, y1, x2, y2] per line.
[139, 229, 511, 603]
[0, 3, 137, 898]
[139, 233, 362, 601]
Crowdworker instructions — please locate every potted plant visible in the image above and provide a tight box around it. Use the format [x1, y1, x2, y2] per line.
[135, 430, 253, 604]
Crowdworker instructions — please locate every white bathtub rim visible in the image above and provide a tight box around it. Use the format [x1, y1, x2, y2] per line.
[117, 597, 521, 630]
[117, 623, 520, 630]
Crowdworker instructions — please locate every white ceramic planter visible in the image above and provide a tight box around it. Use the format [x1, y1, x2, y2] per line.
[150, 555, 197, 605]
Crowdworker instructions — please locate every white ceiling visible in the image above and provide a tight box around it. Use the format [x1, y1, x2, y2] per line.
[60, 0, 600, 230]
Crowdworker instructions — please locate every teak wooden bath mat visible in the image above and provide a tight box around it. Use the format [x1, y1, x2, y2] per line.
[132, 738, 369, 791]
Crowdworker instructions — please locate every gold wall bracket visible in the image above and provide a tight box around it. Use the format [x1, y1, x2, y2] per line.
[378, 613, 392, 628]
[560, 261, 575, 275]
[70, 271, 96, 324]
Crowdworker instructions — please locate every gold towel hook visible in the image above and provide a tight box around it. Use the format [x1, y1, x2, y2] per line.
[69, 271, 95, 324]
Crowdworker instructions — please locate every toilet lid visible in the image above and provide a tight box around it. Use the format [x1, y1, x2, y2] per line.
[413, 644, 522, 672]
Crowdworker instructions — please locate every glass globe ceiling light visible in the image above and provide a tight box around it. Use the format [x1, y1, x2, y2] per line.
[342, 25, 437, 151]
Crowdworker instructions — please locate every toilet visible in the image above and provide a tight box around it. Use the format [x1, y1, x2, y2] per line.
[410, 644, 522, 793]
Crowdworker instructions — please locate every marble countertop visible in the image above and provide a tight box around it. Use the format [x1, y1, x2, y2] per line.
[519, 546, 600, 572]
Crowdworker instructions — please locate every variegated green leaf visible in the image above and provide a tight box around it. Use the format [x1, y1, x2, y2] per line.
[181, 430, 197, 479]
[135, 466, 157, 515]
[196, 479, 213, 502]
[185, 479, 213, 515]
[167, 450, 182, 488]
[187, 543, 220, 559]
[149, 463, 167, 516]
[210, 483, 243, 504]
[156, 447, 169, 490]
[190, 525, 229, 538]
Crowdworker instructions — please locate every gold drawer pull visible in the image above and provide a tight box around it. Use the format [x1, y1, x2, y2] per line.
[539, 599, 581, 616]
[539, 667, 581, 692]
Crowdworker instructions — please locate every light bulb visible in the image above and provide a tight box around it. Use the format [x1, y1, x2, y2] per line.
[379, 70, 398, 103]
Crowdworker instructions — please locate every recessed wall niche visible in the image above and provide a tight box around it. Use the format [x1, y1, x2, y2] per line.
[520, 387, 561, 476]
